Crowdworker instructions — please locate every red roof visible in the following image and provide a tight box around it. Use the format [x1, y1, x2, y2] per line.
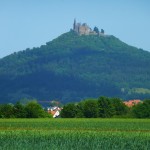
[48, 110, 57, 116]
[123, 99, 141, 107]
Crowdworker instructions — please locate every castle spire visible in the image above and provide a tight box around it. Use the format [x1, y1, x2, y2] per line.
[73, 18, 76, 30]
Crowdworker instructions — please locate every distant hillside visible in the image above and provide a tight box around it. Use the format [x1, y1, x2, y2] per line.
[0, 31, 150, 103]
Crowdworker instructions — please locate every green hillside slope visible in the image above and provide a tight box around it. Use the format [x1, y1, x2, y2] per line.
[0, 31, 150, 103]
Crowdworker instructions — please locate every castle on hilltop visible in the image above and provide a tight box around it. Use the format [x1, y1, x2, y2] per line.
[73, 19, 105, 36]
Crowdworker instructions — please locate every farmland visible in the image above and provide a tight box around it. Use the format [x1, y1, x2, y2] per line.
[0, 119, 150, 150]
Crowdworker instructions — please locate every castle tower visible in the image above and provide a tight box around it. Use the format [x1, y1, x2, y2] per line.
[73, 18, 79, 33]
[73, 18, 76, 30]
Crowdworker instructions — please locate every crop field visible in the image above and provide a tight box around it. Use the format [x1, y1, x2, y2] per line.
[0, 119, 150, 150]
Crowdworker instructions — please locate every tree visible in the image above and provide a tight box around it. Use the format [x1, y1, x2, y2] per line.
[111, 98, 129, 116]
[25, 100, 49, 118]
[93, 26, 99, 34]
[98, 96, 115, 118]
[75, 102, 85, 118]
[132, 100, 150, 118]
[101, 29, 104, 34]
[13, 102, 26, 118]
[0, 104, 14, 118]
[60, 103, 76, 118]
[83, 99, 99, 118]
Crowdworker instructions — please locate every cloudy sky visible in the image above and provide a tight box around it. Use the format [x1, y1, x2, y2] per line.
[0, 0, 150, 58]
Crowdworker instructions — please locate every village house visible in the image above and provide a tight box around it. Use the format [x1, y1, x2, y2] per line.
[47, 106, 62, 118]
[123, 99, 141, 107]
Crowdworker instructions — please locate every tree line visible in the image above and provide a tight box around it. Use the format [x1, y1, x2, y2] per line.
[0, 97, 150, 118]
[61, 97, 150, 118]
[0, 101, 52, 118]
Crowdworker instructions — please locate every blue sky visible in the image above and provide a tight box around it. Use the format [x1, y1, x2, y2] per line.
[0, 0, 150, 58]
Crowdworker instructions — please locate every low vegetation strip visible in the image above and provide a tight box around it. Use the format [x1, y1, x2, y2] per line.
[0, 119, 150, 150]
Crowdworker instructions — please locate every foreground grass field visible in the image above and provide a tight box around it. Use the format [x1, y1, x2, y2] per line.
[0, 119, 150, 150]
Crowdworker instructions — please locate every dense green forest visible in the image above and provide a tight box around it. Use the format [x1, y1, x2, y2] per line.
[0, 31, 150, 103]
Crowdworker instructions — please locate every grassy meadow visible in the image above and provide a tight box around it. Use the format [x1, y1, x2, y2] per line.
[0, 118, 150, 150]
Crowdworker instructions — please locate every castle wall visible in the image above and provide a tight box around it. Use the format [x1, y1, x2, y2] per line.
[78, 25, 91, 35]
[73, 20, 105, 36]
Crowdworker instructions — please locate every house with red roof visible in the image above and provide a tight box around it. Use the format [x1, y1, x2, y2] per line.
[123, 99, 141, 107]
[47, 106, 62, 118]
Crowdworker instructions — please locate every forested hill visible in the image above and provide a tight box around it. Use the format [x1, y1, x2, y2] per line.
[0, 31, 150, 103]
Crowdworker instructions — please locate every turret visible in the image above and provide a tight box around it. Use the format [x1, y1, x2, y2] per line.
[73, 18, 76, 30]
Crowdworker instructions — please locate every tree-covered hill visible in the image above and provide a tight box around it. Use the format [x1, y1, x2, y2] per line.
[0, 31, 150, 103]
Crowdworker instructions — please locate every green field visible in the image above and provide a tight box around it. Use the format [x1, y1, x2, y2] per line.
[0, 119, 150, 150]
